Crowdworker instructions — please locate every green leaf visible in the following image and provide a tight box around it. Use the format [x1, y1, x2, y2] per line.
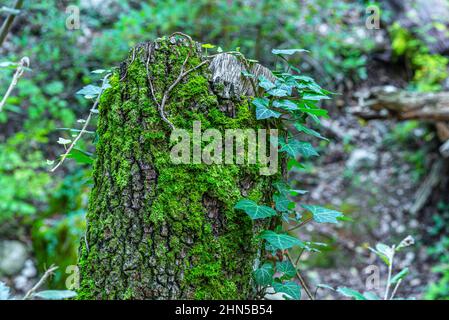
[234, 199, 276, 220]
[373, 243, 394, 266]
[76, 85, 101, 99]
[363, 291, 381, 300]
[273, 281, 302, 300]
[67, 148, 94, 165]
[280, 139, 319, 158]
[253, 98, 281, 120]
[272, 48, 309, 56]
[273, 181, 308, 196]
[258, 76, 275, 91]
[302, 93, 331, 101]
[201, 43, 215, 49]
[391, 268, 409, 285]
[336, 287, 367, 300]
[297, 103, 329, 117]
[273, 99, 298, 111]
[34, 290, 77, 300]
[274, 194, 292, 212]
[259, 230, 304, 250]
[253, 263, 274, 286]
[267, 88, 289, 97]
[294, 123, 328, 141]
[276, 260, 296, 278]
[302, 205, 343, 224]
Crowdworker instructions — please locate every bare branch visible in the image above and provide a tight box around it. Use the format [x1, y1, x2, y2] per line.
[50, 74, 111, 172]
[0, 56, 29, 112]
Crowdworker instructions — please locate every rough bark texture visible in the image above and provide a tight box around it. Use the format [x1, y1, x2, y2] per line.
[77, 36, 278, 299]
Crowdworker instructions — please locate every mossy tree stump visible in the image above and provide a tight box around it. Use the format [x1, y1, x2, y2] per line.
[78, 35, 278, 299]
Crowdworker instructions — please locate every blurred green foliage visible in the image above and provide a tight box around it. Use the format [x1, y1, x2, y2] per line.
[390, 22, 449, 92]
[425, 202, 449, 300]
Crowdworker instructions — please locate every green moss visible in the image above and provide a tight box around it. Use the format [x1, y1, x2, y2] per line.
[78, 38, 278, 299]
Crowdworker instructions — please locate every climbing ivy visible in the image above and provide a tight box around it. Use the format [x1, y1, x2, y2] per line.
[234, 49, 344, 300]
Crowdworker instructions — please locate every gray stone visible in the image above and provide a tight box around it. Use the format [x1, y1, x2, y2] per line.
[346, 149, 378, 170]
[0, 241, 28, 276]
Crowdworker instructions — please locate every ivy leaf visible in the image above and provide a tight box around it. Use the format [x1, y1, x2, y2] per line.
[280, 139, 319, 158]
[336, 287, 367, 300]
[273, 99, 298, 111]
[76, 85, 102, 99]
[259, 230, 304, 250]
[273, 181, 308, 196]
[234, 199, 276, 220]
[276, 260, 296, 278]
[302, 205, 343, 224]
[267, 88, 289, 97]
[272, 48, 309, 56]
[302, 93, 331, 101]
[253, 263, 274, 286]
[391, 268, 409, 285]
[294, 123, 328, 141]
[273, 281, 302, 300]
[258, 76, 276, 91]
[273, 194, 292, 212]
[253, 98, 281, 120]
[34, 290, 77, 300]
[297, 103, 329, 118]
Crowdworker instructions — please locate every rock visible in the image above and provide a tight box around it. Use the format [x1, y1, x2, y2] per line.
[0, 241, 28, 276]
[346, 149, 378, 170]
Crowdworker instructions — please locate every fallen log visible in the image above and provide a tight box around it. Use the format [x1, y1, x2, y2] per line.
[352, 86, 449, 122]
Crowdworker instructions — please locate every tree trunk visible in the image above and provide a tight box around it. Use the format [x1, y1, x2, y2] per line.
[77, 35, 277, 299]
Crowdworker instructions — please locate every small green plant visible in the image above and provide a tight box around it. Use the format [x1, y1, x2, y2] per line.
[234, 48, 343, 300]
[0, 265, 76, 300]
[325, 236, 415, 300]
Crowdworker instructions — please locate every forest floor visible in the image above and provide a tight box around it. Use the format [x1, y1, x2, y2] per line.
[293, 74, 445, 299]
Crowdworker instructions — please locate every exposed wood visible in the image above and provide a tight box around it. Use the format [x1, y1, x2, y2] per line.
[409, 159, 445, 215]
[352, 86, 449, 132]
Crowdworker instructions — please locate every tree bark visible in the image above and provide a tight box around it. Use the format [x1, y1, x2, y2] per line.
[77, 36, 277, 299]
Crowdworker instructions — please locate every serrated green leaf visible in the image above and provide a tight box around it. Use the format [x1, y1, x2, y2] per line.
[336, 287, 367, 300]
[234, 199, 276, 220]
[254, 263, 274, 286]
[34, 290, 77, 300]
[302, 205, 343, 224]
[259, 230, 304, 250]
[273, 281, 302, 300]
